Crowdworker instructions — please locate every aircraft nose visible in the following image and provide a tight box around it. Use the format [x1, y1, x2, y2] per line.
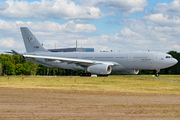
[165, 58, 178, 68]
[173, 58, 178, 65]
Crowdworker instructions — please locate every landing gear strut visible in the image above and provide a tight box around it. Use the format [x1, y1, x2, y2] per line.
[79, 68, 91, 77]
[155, 69, 160, 77]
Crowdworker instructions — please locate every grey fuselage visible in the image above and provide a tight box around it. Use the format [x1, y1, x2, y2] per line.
[26, 51, 178, 71]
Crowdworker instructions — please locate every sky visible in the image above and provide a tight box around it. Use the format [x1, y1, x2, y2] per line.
[0, 0, 180, 53]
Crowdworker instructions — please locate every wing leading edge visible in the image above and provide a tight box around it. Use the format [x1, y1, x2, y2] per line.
[23, 54, 117, 67]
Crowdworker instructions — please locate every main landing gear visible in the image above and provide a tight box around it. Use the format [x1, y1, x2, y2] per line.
[79, 73, 108, 77]
[80, 73, 91, 77]
[155, 69, 160, 77]
[97, 74, 108, 77]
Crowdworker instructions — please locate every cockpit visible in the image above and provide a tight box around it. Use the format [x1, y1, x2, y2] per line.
[166, 56, 173, 58]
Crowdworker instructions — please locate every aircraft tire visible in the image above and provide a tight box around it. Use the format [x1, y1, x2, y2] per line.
[155, 73, 159, 77]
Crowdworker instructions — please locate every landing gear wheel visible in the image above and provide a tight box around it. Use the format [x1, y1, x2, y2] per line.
[155, 73, 159, 77]
[155, 69, 160, 77]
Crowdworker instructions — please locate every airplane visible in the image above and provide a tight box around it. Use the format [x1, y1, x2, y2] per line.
[11, 27, 178, 77]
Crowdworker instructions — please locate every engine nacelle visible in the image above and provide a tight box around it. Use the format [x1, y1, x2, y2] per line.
[119, 70, 139, 75]
[87, 64, 112, 75]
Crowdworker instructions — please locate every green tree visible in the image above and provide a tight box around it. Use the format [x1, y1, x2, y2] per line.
[15, 64, 26, 75]
[3, 61, 15, 75]
[12, 55, 21, 65]
[0, 63, 2, 76]
[30, 62, 39, 75]
[23, 62, 31, 75]
[58, 68, 66, 76]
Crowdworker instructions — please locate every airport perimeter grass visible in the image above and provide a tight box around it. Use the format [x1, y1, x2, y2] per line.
[0, 75, 180, 95]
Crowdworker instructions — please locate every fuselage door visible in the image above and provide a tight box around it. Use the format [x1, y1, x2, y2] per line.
[128, 54, 133, 61]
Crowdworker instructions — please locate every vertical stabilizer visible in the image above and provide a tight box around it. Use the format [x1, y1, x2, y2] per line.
[20, 27, 48, 53]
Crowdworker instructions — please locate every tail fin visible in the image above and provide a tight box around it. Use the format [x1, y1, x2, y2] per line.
[20, 27, 48, 53]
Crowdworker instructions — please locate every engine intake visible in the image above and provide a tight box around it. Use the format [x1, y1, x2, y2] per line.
[87, 64, 112, 75]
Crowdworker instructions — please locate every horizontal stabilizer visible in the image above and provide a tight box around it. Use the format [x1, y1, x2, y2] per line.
[11, 50, 22, 56]
[4, 51, 13, 54]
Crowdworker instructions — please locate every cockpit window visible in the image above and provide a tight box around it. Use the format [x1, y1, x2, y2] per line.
[166, 56, 173, 58]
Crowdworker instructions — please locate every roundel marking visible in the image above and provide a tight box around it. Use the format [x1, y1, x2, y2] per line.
[28, 36, 34, 42]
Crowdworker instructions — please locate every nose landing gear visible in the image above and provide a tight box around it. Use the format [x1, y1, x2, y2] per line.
[155, 69, 160, 77]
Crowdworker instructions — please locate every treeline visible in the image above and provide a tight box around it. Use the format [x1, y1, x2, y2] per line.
[0, 51, 179, 76]
[0, 54, 84, 76]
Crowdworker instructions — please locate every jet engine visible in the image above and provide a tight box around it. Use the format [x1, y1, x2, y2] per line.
[119, 70, 139, 75]
[87, 64, 112, 75]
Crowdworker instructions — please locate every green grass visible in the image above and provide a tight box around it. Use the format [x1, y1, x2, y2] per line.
[0, 75, 180, 95]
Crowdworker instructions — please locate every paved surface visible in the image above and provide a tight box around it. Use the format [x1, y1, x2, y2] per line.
[0, 87, 180, 120]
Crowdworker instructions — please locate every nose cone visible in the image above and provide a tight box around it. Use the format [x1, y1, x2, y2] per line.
[164, 58, 178, 69]
[173, 58, 178, 65]
[168, 58, 178, 67]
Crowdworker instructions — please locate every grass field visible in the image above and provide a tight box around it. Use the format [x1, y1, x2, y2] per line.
[0, 75, 180, 95]
[1, 75, 180, 119]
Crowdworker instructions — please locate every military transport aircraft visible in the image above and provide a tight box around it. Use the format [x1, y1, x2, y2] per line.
[10, 27, 178, 77]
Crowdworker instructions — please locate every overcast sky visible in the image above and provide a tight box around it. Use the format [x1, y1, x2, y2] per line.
[0, 0, 180, 53]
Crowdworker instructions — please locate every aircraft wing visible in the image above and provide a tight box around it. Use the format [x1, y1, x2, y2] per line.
[23, 54, 118, 67]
